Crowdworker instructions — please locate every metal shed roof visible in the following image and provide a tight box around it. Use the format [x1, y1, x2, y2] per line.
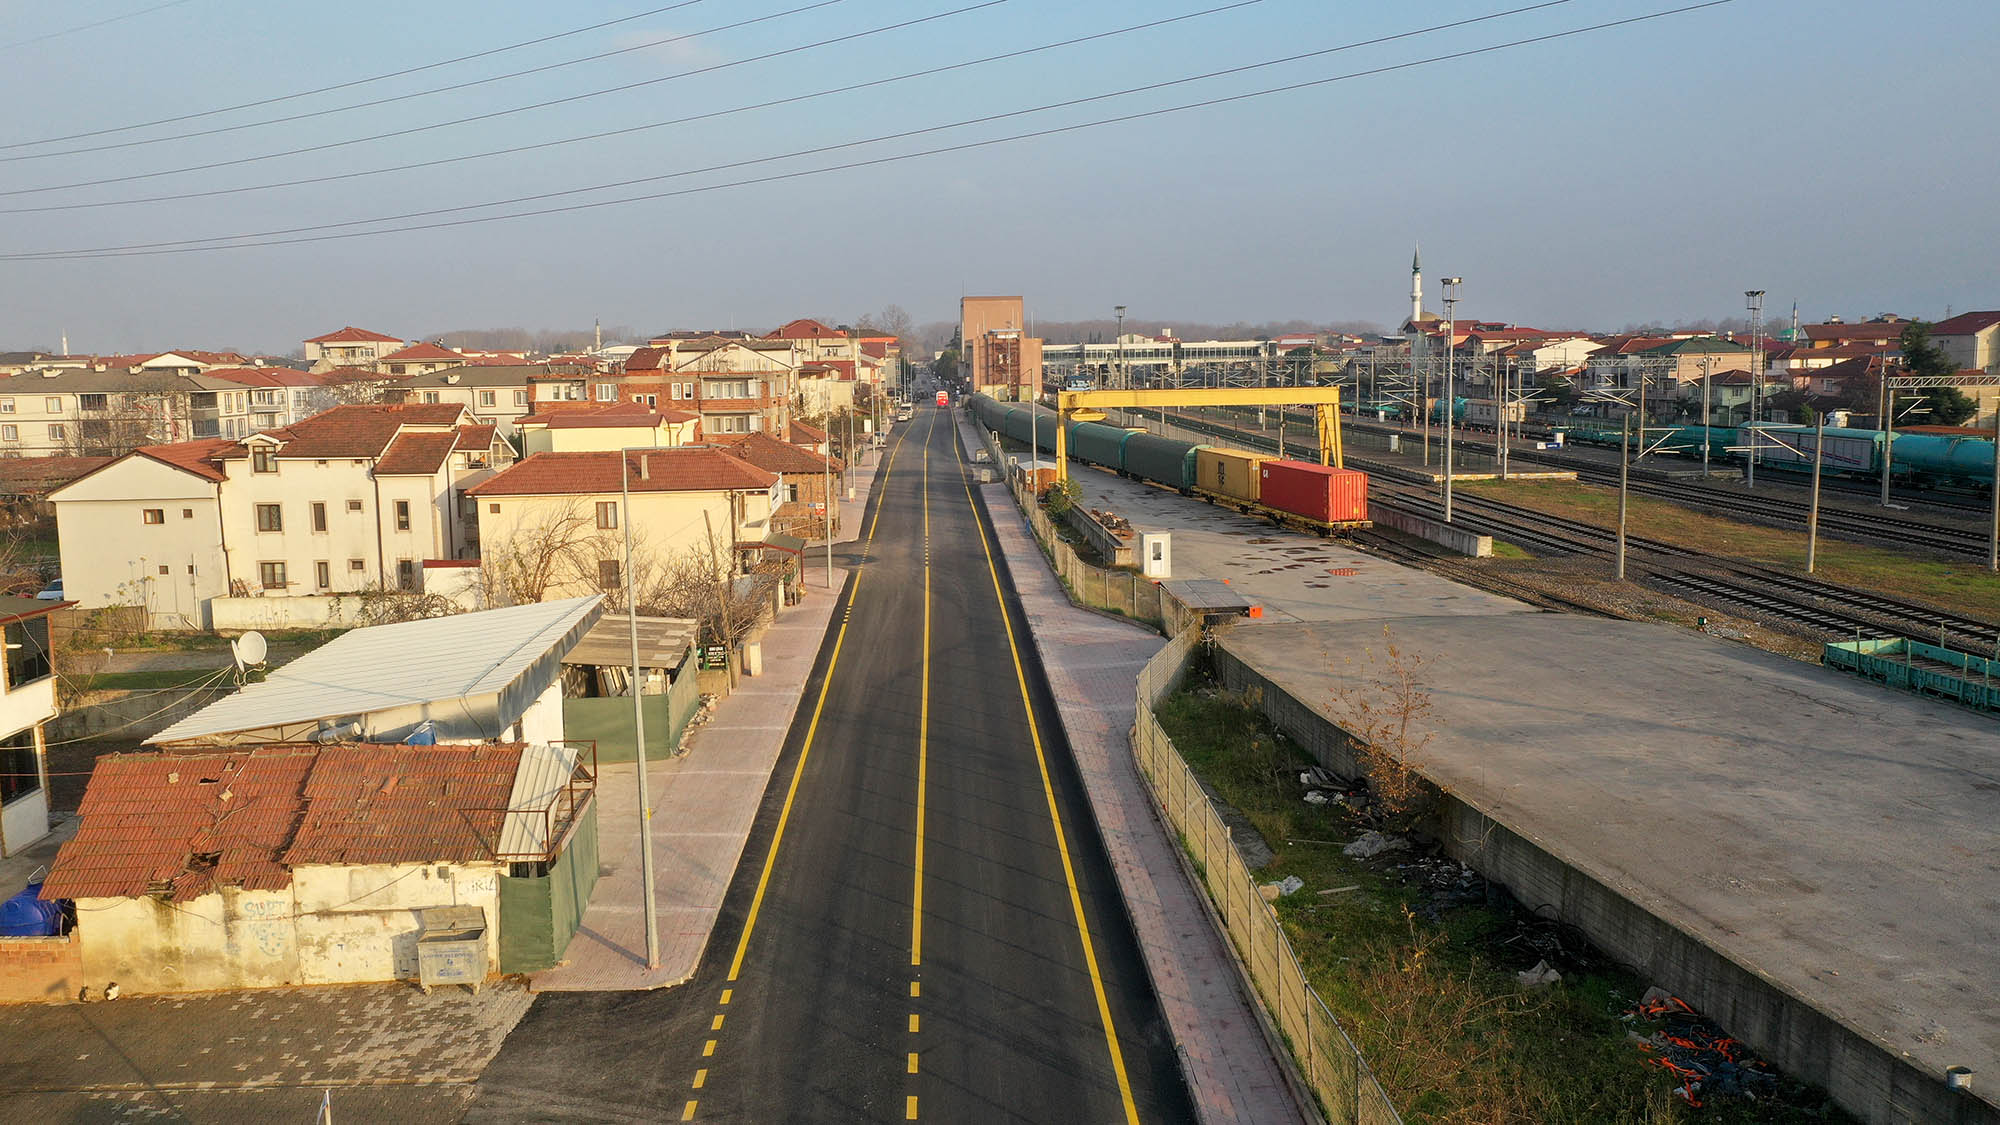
[498, 741, 587, 859]
[560, 615, 696, 670]
[150, 596, 603, 745]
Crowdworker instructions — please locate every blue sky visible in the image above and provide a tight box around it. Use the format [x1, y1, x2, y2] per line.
[0, 0, 1994, 352]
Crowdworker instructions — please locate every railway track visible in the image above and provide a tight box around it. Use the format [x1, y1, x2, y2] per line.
[1157, 407, 2000, 650]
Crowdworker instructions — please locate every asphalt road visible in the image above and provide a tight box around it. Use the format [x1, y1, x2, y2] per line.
[470, 403, 1192, 1123]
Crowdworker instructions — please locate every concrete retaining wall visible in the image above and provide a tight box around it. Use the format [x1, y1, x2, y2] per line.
[46, 683, 231, 744]
[1209, 638, 1996, 1125]
[1368, 504, 1492, 557]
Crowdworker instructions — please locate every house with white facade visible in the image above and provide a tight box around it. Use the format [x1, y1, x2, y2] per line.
[391, 364, 590, 436]
[375, 341, 467, 378]
[516, 404, 699, 455]
[0, 367, 263, 458]
[1930, 311, 2000, 374]
[303, 326, 404, 372]
[1, 596, 66, 858]
[48, 404, 513, 628]
[468, 448, 780, 604]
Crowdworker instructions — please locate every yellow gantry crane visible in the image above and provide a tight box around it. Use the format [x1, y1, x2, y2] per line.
[1049, 386, 1345, 483]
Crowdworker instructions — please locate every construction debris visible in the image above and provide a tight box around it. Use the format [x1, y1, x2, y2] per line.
[1515, 960, 1563, 988]
[1259, 875, 1305, 901]
[1625, 987, 1780, 1107]
[1342, 831, 1408, 859]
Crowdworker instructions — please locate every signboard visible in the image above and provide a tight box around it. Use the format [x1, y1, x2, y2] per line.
[700, 645, 729, 669]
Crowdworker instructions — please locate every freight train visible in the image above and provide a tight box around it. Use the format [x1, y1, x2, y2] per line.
[1554, 423, 1996, 492]
[966, 393, 1370, 532]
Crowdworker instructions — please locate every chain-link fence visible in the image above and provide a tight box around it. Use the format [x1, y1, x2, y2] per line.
[1132, 631, 1401, 1125]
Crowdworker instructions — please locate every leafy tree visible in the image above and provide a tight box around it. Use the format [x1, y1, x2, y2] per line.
[933, 347, 961, 383]
[1899, 321, 1979, 425]
[1921, 386, 1978, 426]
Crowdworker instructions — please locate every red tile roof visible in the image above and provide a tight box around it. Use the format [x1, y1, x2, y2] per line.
[1930, 311, 2000, 337]
[713, 431, 843, 474]
[0, 455, 114, 494]
[467, 449, 777, 497]
[134, 438, 234, 482]
[201, 366, 326, 388]
[456, 423, 498, 448]
[378, 341, 466, 363]
[43, 748, 318, 901]
[767, 318, 838, 339]
[374, 431, 460, 475]
[255, 403, 468, 459]
[623, 346, 669, 371]
[788, 421, 826, 445]
[280, 744, 523, 867]
[306, 326, 402, 345]
[43, 743, 527, 901]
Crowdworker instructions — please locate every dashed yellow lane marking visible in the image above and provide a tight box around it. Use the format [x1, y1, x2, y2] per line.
[709, 1014, 724, 1031]
[909, 980, 919, 998]
[907, 1052, 920, 1074]
[952, 418, 1143, 1125]
[681, 1101, 697, 1121]
[692, 1069, 707, 1090]
[913, 411, 932, 967]
[908, 1013, 920, 1034]
[719, 988, 731, 1005]
[701, 1039, 716, 1058]
[906, 1095, 920, 1120]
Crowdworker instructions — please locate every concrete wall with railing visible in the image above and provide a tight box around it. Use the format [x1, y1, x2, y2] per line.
[1133, 632, 1402, 1125]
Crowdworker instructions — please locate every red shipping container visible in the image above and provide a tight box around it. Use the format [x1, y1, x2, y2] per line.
[1257, 461, 1368, 524]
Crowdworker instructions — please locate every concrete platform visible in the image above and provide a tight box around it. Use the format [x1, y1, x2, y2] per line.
[1060, 460, 1530, 624]
[1217, 614, 1999, 1124]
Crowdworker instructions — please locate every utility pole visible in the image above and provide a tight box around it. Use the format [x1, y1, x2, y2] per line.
[1635, 362, 1648, 463]
[1115, 305, 1127, 391]
[1745, 290, 1765, 488]
[1441, 277, 1462, 521]
[821, 440, 834, 586]
[1988, 405, 1998, 573]
[1807, 416, 1824, 574]
[1616, 415, 1630, 581]
[621, 449, 661, 972]
[1879, 371, 1895, 508]
[1700, 354, 1713, 475]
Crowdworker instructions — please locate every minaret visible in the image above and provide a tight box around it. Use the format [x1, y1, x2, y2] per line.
[1789, 302, 1799, 344]
[1409, 243, 1423, 328]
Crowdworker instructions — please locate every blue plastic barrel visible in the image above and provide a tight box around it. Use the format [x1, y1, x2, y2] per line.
[0, 880, 62, 937]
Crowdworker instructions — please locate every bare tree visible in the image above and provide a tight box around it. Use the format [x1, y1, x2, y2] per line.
[479, 501, 605, 607]
[1332, 628, 1442, 830]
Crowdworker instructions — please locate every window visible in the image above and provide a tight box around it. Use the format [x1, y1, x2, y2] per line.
[182, 508, 193, 519]
[396, 559, 416, 590]
[47, 424, 65, 442]
[422, 391, 440, 404]
[142, 508, 164, 524]
[478, 390, 496, 408]
[349, 558, 366, 571]
[346, 499, 363, 512]
[45, 397, 62, 413]
[252, 448, 278, 473]
[78, 394, 107, 411]
[0, 425, 15, 442]
[596, 384, 617, 402]
[255, 503, 283, 532]
[597, 559, 621, 589]
[310, 502, 327, 532]
[489, 502, 500, 514]
[643, 394, 657, 407]
[258, 561, 287, 589]
[315, 561, 331, 589]
[394, 500, 411, 530]
[0, 730, 38, 806]
[595, 501, 618, 530]
[514, 390, 529, 407]
[157, 565, 169, 576]
[390, 364, 406, 376]
[0, 398, 12, 413]
[4, 615, 51, 693]
[786, 483, 800, 503]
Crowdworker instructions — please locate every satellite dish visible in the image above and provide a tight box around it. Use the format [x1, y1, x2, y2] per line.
[232, 631, 268, 670]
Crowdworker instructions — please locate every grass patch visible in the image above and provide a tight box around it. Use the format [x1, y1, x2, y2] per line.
[80, 669, 230, 692]
[1488, 539, 1534, 560]
[1156, 679, 1852, 1125]
[1462, 479, 2000, 620]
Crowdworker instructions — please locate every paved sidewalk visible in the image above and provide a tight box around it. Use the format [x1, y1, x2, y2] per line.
[958, 419, 1309, 1125]
[530, 438, 888, 992]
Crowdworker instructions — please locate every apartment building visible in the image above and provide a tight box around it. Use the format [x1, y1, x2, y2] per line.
[516, 404, 699, 455]
[1, 596, 65, 856]
[391, 364, 589, 435]
[302, 326, 404, 372]
[960, 296, 1043, 401]
[0, 368, 258, 457]
[467, 447, 781, 603]
[617, 337, 798, 436]
[49, 404, 512, 628]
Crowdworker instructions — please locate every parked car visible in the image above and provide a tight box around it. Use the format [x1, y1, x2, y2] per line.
[34, 578, 63, 601]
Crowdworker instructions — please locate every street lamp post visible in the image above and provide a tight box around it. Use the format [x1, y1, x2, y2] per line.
[619, 448, 661, 972]
[1745, 290, 1765, 488]
[1115, 305, 1127, 391]
[1441, 277, 1462, 521]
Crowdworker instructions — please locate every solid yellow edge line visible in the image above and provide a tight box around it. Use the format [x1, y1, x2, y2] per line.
[913, 408, 933, 967]
[951, 413, 1142, 1125]
[724, 417, 915, 984]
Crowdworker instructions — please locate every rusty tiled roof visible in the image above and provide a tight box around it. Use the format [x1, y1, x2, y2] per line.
[43, 743, 529, 902]
[135, 438, 235, 482]
[0, 455, 114, 494]
[467, 448, 776, 497]
[253, 403, 468, 459]
[456, 423, 498, 447]
[712, 431, 842, 475]
[377, 341, 465, 363]
[788, 421, 826, 445]
[42, 748, 318, 901]
[281, 744, 524, 867]
[1931, 311, 2000, 337]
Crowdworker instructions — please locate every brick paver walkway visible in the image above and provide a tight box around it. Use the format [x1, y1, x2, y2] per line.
[532, 440, 885, 992]
[958, 420, 1309, 1125]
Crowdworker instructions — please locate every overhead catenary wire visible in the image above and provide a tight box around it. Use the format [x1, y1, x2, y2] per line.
[0, 0, 1002, 191]
[1, 0, 1729, 261]
[0, 0, 847, 164]
[0, 0, 714, 149]
[0, 0, 198, 53]
[0, 0, 1276, 215]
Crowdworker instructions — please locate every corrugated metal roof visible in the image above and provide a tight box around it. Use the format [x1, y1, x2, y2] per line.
[150, 596, 603, 745]
[561, 616, 696, 670]
[498, 742, 585, 858]
[282, 743, 522, 867]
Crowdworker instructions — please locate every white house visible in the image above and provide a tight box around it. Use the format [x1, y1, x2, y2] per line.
[303, 326, 404, 372]
[49, 404, 514, 629]
[1, 596, 65, 857]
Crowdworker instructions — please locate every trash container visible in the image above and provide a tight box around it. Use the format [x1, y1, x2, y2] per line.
[415, 905, 487, 994]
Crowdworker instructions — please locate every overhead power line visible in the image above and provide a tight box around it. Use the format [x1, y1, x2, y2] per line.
[0, 0, 1285, 215]
[1, 0, 853, 164]
[1, 1, 712, 149]
[0, 0, 197, 53]
[0, 0, 1003, 193]
[2, 1, 1733, 262]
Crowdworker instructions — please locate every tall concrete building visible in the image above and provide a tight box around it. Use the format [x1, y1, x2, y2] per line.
[960, 296, 1043, 402]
